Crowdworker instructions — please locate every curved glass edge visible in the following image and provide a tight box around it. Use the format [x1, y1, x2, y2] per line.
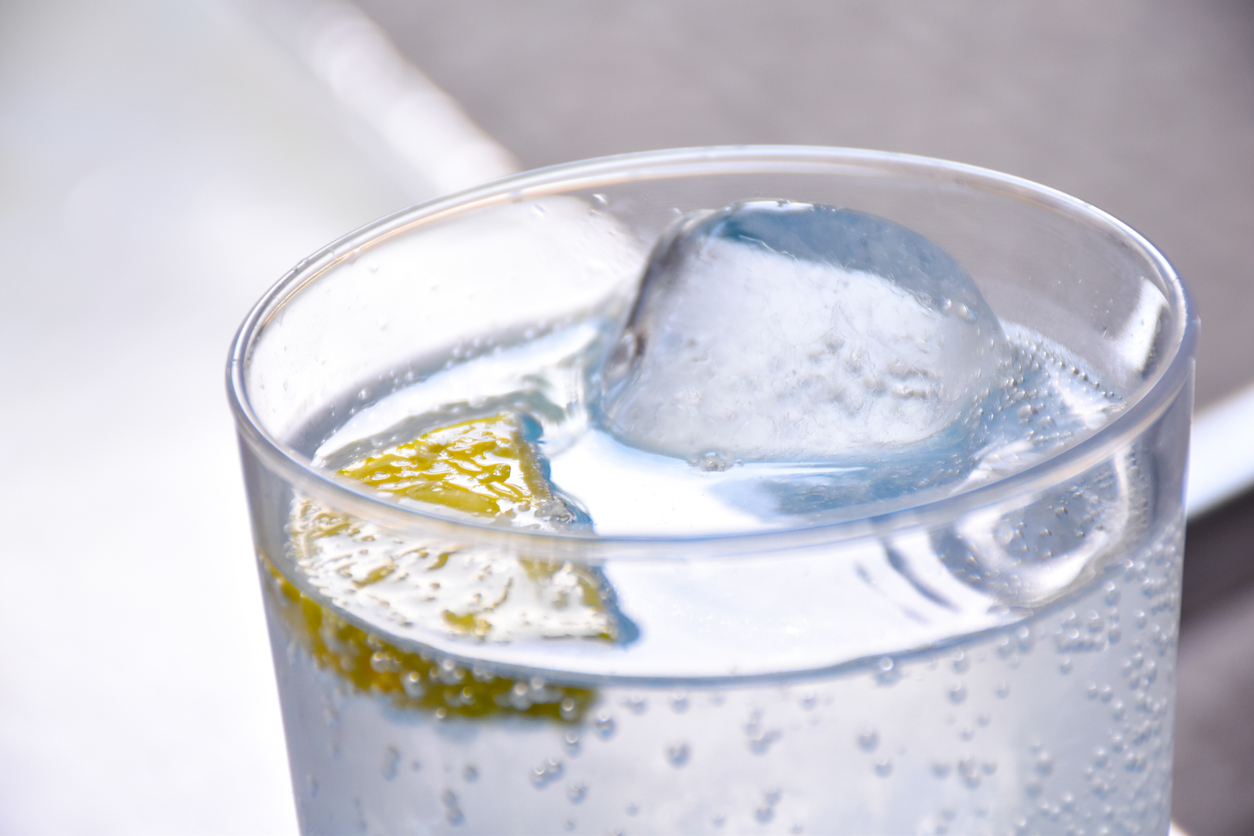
[226, 145, 1197, 561]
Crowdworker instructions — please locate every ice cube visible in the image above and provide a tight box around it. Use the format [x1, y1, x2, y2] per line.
[598, 199, 1009, 465]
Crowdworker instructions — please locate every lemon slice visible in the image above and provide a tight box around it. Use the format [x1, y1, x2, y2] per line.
[267, 412, 631, 720]
[335, 413, 582, 528]
[261, 554, 594, 722]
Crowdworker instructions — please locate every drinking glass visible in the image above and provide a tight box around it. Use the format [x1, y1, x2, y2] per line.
[228, 147, 1194, 835]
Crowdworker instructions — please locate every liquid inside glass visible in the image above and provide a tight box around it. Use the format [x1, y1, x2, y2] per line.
[259, 218, 1180, 835]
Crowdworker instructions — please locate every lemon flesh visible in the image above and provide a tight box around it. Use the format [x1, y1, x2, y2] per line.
[336, 414, 573, 525]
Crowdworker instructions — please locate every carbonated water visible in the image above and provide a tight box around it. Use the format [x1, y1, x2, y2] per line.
[259, 201, 1179, 835]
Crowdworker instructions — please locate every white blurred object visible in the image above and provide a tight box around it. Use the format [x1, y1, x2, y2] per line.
[0, 0, 507, 832]
[244, 0, 519, 195]
[1187, 381, 1254, 518]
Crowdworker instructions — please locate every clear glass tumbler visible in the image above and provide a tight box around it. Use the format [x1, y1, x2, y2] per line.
[228, 147, 1195, 835]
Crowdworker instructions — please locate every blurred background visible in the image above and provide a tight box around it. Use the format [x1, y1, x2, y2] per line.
[2, 1, 1252, 833]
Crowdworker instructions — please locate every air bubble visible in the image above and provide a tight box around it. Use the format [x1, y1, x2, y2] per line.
[626, 803, 639, 816]
[959, 757, 981, 788]
[671, 690, 689, 713]
[747, 729, 780, 754]
[932, 761, 952, 779]
[401, 671, 425, 698]
[874, 758, 894, 776]
[382, 746, 400, 780]
[995, 682, 1010, 699]
[530, 757, 564, 788]
[625, 693, 648, 714]
[857, 726, 879, 751]
[567, 782, 587, 803]
[949, 683, 968, 704]
[564, 730, 580, 754]
[441, 790, 463, 826]
[696, 450, 735, 471]
[1059, 657, 1073, 674]
[666, 742, 690, 767]
[594, 711, 616, 739]
[463, 764, 478, 782]
[952, 651, 969, 673]
[560, 697, 577, 720]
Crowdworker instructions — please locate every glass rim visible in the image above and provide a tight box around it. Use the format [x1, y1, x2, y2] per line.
[226, 144, 1196, 561]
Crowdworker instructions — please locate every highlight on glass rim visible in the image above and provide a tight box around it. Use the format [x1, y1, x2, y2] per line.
[228, 147, 1195, 835]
